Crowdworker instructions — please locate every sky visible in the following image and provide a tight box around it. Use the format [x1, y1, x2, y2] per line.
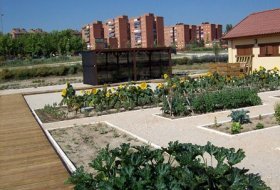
[0, 0, 279, 33]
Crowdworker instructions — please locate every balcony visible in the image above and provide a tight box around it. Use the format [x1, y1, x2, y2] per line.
[134, 29, 141, 33]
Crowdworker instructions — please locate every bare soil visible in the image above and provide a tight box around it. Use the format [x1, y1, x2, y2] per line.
[50, 123, 144, 173]
[206, 115, 279, 134]
[0, 75, 83, 90]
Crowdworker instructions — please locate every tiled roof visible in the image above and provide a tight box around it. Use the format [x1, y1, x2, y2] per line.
[223, 8, 280, 39]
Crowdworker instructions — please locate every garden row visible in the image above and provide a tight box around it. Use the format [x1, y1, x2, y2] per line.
[0, 64, 82, 81]
[37, 66, 280, 122]
[172, 54, 228, 65]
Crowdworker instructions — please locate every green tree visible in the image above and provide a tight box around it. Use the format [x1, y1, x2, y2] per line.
[213, 42, 221, 62]
[226, 24, 233, 33]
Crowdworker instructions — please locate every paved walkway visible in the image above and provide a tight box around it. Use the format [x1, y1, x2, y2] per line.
[25, 90, 280, 189]
[0, 94, 71, 190]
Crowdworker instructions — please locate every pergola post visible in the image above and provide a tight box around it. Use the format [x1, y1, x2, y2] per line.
[133, 51, 137, 81]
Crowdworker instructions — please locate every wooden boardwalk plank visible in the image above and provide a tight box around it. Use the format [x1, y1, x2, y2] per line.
[0, 94, 72, 190]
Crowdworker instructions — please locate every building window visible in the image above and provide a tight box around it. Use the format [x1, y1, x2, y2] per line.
[236, 45, 254, 56]
[259, 43, 280, 57]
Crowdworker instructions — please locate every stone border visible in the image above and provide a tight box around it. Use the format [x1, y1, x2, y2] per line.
[197, 112, 279, 137]
[31, 109, 77, 173]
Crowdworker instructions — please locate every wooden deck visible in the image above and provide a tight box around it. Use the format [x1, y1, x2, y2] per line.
[0, 94, 72, 190]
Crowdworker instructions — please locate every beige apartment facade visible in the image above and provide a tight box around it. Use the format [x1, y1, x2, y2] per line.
[223, 8, 280, 71]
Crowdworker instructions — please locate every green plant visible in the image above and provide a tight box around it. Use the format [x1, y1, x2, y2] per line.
[274, 103, 280, 124]
[258, 114, 262, 120]
[256, 122, 264, 130]
[229, 109, 251, 124]
[67, 142, 270, 189]
[192, 88, 261, 114]
[231, 122, 242, 134]
[42, 104, 66, 119]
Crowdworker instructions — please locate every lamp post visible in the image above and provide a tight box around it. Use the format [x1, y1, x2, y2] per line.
[0, 14, 4, 34]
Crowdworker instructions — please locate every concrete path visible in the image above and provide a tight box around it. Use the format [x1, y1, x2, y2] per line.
[25, 90, 280, 189]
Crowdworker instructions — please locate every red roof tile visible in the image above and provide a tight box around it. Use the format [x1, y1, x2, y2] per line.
[223, 8, 280, 39]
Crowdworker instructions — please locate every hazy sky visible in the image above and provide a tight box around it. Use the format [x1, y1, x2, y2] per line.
[0, 0, 279, 33]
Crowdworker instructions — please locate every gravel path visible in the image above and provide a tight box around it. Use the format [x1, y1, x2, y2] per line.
[25, 90, 280, 189]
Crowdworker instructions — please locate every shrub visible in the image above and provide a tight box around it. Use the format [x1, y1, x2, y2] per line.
[229, 109, 251, 124]
[274, 103, 280, 124]
[231, 122, 242, 134]
[67, 142, 270, 189]
[0, 64, 82, 81]
[191, 88, 261, 114]
[256, 122, 264, 130]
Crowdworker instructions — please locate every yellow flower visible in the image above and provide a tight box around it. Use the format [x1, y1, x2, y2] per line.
[118, 84, 124, 89]
[206, 72, 212, 77]
[106, 91, 111, 98]
[273, 67, 279, 72]
[91, 88, 98, 95]
[238, 74, 245, 79]
[157, 83, 164, 89]
[61, 89, 67, 97]
[139, 82, 148, 90]
[172, 84, 177, 89]
[259, 66, 265, 71]
[163, 73, 169, 79]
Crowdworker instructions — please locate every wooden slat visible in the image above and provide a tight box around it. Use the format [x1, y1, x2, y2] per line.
[0, 95, 72, 190]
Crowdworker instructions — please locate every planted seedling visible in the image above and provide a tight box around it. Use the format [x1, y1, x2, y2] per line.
[256, 122, 264, 130]
[229, 109, 251, 124]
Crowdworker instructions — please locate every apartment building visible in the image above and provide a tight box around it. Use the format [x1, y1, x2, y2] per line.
[82, 21, 105, 50]
[10, 28, 28, 39]
[164, 24, 197, 49]
[197, 22, 223, 45]
[103, 15, 130, 48]
[29, 28, 46, 34]
[130, 13, 164, 48]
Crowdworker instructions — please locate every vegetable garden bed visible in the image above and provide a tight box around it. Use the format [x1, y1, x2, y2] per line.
[49, 123, 144, 173]
[205, 114, 279, 135]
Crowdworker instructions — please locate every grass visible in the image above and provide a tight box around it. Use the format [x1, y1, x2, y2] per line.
[172, 62, 212, 70]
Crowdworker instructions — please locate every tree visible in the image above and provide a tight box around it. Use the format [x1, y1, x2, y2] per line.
[213, 42, 220, 62]
[225, 24, 233, 33]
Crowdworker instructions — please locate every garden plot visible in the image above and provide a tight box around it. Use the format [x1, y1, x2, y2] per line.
[204, 114, 279, 135]
[49, 123, 144, 173]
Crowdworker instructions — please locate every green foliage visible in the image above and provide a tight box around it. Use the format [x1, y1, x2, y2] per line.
[68, 142, 270, 189]
[231, 122, 242, 134]
[42, 103, 66, 119]
[256, 122, 264, 130]
[274, 103, 280, 124]
[0, 64, 82, 81]
[191, 88, 261, 114]
[0, 30, 85, 60]
[229, 109, 251, 124]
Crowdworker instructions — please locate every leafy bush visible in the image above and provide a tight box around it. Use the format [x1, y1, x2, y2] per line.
[274, 103, 280, 124]
[42, 104, 66, 119]
[231, 122, 242, 134]
[191, 88, 261, 114]
[0, 64, 82, 81]
[256, 122, 264, 130]
[229, 109, 251, 124]
[67, 142, 270, 189]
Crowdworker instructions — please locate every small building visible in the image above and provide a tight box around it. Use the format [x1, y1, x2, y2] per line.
[223, 8, 280, 71]
[82, 47, 172, 85]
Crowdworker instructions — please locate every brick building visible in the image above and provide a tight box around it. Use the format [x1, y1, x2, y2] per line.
[197, 22, 223, 45]
[164, 23, 197, 49]
[104, 15, 130, 48]
[10, 28, 28, 39]
[82, 21, 105, 50]
[130, 13, 164, 48]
